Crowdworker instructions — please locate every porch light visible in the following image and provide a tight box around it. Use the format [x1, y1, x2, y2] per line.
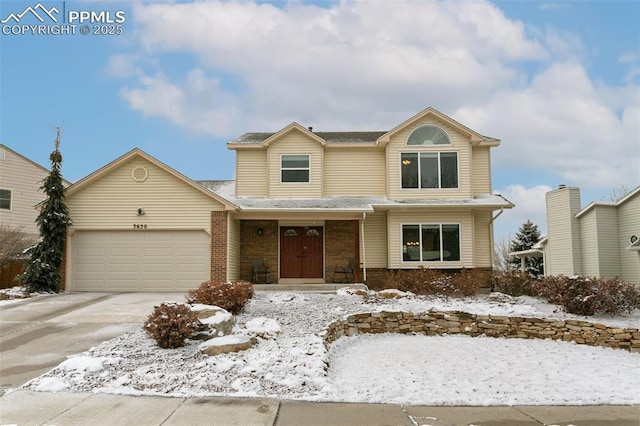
[137, 208, 145, 216]
[257, 228, 263, 236]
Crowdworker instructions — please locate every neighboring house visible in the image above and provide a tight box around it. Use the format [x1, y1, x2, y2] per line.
[512, 185, 640, 284]
[62, 107, 513, 291]
[0, 144, 71, 238]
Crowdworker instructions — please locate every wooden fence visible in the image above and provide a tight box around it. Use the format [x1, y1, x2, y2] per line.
[1, 260, 27, 289]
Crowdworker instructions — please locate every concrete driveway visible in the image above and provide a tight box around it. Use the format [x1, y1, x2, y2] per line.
[0, 292, 185, 394]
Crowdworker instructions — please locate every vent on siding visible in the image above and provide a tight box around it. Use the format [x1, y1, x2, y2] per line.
[131, 166, 149, 182]
[0, 150, 5, 160]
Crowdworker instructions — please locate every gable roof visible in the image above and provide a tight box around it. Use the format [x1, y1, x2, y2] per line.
[228, 122, 329, 149]
[64, 148, 236, 210]
[376, 107, 500, 147]
[0, 143, 72, 186]
[226, 107, 499, 149]
[575, 185, 640, 218]
[229, 131, 385, 147]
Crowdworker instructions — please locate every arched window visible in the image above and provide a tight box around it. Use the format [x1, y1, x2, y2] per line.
[407, 125, 451, 145]
[306, 229, 320, 237]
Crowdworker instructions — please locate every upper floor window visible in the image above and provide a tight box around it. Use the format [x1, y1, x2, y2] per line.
[402, 223, 460, 262]
[0, 189, 11, 210]
[401, 152, 458, 189]
[407, 125, 451, 145]
[281, 154, 310, 183]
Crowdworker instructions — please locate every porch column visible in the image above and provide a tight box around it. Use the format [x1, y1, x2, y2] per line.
[210, 211, 228, 282]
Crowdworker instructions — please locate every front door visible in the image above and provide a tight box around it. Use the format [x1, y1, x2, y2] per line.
[280, 226, 323, 279]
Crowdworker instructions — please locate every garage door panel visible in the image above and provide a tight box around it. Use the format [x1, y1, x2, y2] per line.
[72, 231, 210, 292]
[143, 247, 174, 256]
[109, 263, 139, 273]
[110, 247, 139, 256]
[75, 262, 105, 273]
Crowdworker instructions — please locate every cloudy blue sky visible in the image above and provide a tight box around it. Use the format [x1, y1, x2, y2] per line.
[1, 0, 639, 243]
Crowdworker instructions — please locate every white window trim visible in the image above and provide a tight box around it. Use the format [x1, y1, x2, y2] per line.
[0, 188, 12, 211]
[400, 223, 462, 263]
[406, 124, 452, 146]
[280, 153, 311, 184]
[399, 151, 460, 190]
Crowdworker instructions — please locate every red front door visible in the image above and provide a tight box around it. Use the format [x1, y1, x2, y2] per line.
[280, 226, 323, 279]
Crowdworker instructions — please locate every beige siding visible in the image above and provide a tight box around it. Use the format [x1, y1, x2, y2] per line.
[579, 209, 599, 277]
[471, 147, 491, 195]
[545, 187, 582, 276]
[324, 148, 386, 196]
[387, 210, 473, 269]
[267, 129, 323, 198]
[66, 157, 226, 232]
[362, 211, 387, 268]
[235, 149, 268, 197]
[0, 147, 50, 237]
[227, 214, 241, 281]
[386, 117, 472, 200]
[618, 193, 640, 283]
[473, 210, 493, 268]
[593, 206, 620, 279]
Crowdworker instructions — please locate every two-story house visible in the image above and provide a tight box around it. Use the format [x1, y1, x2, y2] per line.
[0, 144, 71, 238]
[62, 107, 513, 291]
[0, 144, 72, 287]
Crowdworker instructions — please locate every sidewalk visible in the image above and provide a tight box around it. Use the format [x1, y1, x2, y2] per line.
[1, 389, 638, 426]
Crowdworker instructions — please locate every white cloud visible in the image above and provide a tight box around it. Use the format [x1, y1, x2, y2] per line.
[116, 0, 546, 131]
[455, 62, 640, 190]
[108, 0, 638, 194]
[494, 184, 553, 241]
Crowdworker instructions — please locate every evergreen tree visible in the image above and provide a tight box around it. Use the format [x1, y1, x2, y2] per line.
[21, 129, 72, 293]
[508, 220, 544, 277]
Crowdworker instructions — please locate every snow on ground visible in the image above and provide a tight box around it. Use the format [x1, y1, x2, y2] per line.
[24, 291, 640, 405]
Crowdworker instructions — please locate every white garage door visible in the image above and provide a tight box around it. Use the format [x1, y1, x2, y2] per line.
[71, 230, 210, 292]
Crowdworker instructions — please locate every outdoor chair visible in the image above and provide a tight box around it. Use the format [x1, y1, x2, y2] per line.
[333, 257, 355, 283]
[251, 259, 272, 284]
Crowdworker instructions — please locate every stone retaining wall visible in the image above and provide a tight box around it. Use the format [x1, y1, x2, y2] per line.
[321, 311, 640, 352]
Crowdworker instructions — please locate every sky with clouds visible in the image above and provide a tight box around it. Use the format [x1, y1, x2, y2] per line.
[1, 0, 639, 244]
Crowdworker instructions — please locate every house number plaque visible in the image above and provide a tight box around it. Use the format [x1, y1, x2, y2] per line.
[133, 224, 148, 229]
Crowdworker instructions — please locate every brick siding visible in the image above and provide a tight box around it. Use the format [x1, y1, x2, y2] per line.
[210, 211, 228, 282]
[239, 220, 278, 282]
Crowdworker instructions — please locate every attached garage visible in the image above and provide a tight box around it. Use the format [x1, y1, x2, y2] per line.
[70, 230, 210, 292]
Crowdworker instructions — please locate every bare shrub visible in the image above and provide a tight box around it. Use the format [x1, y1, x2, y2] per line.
[0, 225, 35, 267]
[533, 276, 640, 316]
[492, 271, 536, 297]
[382, 268, 486, 297]
[143, 302, 200, 349]
[186, 281, 254, 314]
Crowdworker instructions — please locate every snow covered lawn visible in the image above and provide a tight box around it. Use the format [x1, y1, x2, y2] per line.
[25, 291, 640, 406]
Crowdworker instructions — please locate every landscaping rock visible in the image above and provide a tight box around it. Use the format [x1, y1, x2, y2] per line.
[199, 335, 253, 356]
[189, 304, 235, 340]
[242, 317, 281, 340]
[377, 289, 414, 299]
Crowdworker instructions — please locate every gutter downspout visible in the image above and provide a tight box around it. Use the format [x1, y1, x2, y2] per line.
[360, 213, 367, 282]
[489, 208, 504, 271]
[489, 208, 504, 224]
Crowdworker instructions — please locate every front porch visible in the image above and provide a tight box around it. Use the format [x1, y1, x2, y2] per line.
[238, 219, 362, 285]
